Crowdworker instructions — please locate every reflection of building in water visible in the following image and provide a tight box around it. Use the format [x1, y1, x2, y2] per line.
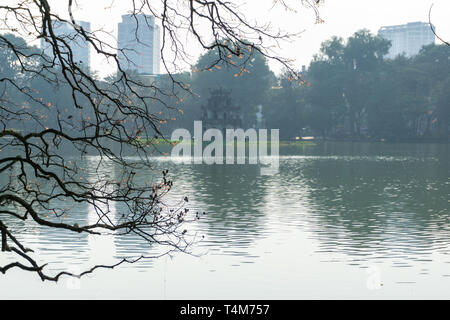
[378, 22, 435, 59]
[201, 88, 242, 132]
[84, 158, 158, 264]
[86, 157, 117, 265]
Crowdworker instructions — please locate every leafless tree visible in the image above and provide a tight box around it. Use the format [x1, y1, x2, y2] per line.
[429, 4, 449, 47]
[0, 0, 321, 281]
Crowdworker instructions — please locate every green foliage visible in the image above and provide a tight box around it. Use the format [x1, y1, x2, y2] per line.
[303, 30, 450, 141]
[191, 44, 276, 127]
[1, 34, 75, 132]
[2, 32, 449, 142]
[264, 72, 307, 139]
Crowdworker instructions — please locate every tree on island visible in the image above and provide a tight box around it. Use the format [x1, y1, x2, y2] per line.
[0, 0, 322, 281]
[191, 43, 276, 128]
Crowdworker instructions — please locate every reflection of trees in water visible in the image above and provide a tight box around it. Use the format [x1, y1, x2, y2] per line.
[297, 149, 450, 262]
[185, 164, 269, 249]
[9, 143, 444, 269]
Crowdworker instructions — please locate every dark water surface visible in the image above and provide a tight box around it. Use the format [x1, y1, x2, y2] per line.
[1, 142, 449, 299]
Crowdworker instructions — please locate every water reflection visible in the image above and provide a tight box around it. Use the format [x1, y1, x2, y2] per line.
[85, 157, 117, 268]
[84, 157, 159, 269]
[1, 142, 449, 287]
[279, 150, 450, 268]
[187, 165, 269, 249]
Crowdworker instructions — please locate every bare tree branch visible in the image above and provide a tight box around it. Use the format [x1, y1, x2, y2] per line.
[0, 0, 320, 281]
[429, 3, 449, 46]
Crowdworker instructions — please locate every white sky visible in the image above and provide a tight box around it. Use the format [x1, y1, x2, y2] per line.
[27, 0, 450, 76]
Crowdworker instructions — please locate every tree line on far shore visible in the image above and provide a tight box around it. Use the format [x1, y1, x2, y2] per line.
[181, 30, 449, 141]
[2, 30, 449, 141]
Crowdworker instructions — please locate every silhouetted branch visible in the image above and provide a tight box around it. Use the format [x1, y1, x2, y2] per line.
[429, 4, 449, 46]
[0, 0, 320, 281]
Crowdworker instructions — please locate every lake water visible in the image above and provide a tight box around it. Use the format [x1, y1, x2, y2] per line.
[1, 142, 449, 299]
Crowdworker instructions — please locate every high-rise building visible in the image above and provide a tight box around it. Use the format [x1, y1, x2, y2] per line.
[378, 22, 435, 59]
[117, 14, 160, 75]
[40, 20, 91, 69]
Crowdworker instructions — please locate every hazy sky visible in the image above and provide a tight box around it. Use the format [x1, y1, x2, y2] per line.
[44, 0, 450, 76]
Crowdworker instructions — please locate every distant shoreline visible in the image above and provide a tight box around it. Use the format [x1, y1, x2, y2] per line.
[316, 137, 450, 144]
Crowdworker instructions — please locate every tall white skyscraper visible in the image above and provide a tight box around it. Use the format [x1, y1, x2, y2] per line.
[378, 22, 435, 59]
[40, 20, 91, 69]
[117, 14, 160, 75]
